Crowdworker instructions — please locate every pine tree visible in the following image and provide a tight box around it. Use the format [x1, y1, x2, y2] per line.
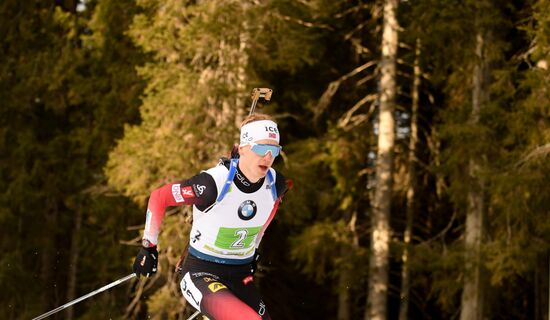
[460, 2, 491, 318]
[366, 0, 398, 319]
[0, 0, 144, 318]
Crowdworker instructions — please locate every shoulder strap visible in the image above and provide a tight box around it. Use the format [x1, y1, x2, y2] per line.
[216, 158, 239, 203]
[266, 169, 277, 201]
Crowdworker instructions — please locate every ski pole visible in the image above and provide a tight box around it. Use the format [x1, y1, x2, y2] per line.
[187, 310, 201, 320]
[32, 273, 137, 320]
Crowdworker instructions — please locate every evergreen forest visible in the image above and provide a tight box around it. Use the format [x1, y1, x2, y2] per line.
[1, 0, 549, 319]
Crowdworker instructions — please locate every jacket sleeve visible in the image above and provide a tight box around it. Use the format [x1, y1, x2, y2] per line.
[143, 172, 217, 245]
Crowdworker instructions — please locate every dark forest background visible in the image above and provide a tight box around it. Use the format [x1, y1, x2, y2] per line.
[1, 0, 549, 319]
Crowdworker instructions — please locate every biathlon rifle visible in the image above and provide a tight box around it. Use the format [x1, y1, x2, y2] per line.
[249, 88, 273, 115]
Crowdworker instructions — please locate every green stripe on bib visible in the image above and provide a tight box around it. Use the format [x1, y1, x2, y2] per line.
[215, 226, 262, 250]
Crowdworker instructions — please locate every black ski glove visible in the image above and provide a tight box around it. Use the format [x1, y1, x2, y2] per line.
[133, 246, 158, 277]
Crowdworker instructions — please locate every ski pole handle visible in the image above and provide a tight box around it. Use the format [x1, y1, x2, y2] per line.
[32, 273, 137, 320]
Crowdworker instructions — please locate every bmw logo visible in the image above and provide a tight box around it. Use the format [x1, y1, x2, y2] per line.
[238, 200, 257, 220]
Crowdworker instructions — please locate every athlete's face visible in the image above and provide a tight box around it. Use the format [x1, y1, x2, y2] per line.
[238, 139, 280, 183]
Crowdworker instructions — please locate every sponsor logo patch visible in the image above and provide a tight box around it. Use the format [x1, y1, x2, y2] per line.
[243, 275, 254, 285]
[172, 184, 185, 203]
[181, 186, 194, 198]
[191, 272, 218, 279]
[264, 126, 279, 133]
[235, 172, 251, 187]
[238, 200, 257, 220]
[208, 282, 227, 293]
[203, 277, 216, 283]
[195, 184, 206, 195]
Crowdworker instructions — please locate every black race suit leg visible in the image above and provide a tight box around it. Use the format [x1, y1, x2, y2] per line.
[179, 254, 271, 320]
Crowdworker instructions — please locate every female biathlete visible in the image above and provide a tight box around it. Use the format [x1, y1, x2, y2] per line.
[132, 113, 290, 320]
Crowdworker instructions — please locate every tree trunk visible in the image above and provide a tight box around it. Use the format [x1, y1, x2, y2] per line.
[399, 37, 421, 320]
[366, 0, 398, 319]
[460, 13, 490, 320]
[66, 204, 83, 319]
[534, 252, 549, 320]
[40, 196, 59, 310]
[338, 211, 359, 320]
[460, 157, 485, 320]
[337, 246, 351, 320]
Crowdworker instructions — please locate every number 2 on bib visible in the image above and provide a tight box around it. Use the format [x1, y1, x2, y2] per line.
[215, 226, 261, 250]
[231, 229, 248, 248]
